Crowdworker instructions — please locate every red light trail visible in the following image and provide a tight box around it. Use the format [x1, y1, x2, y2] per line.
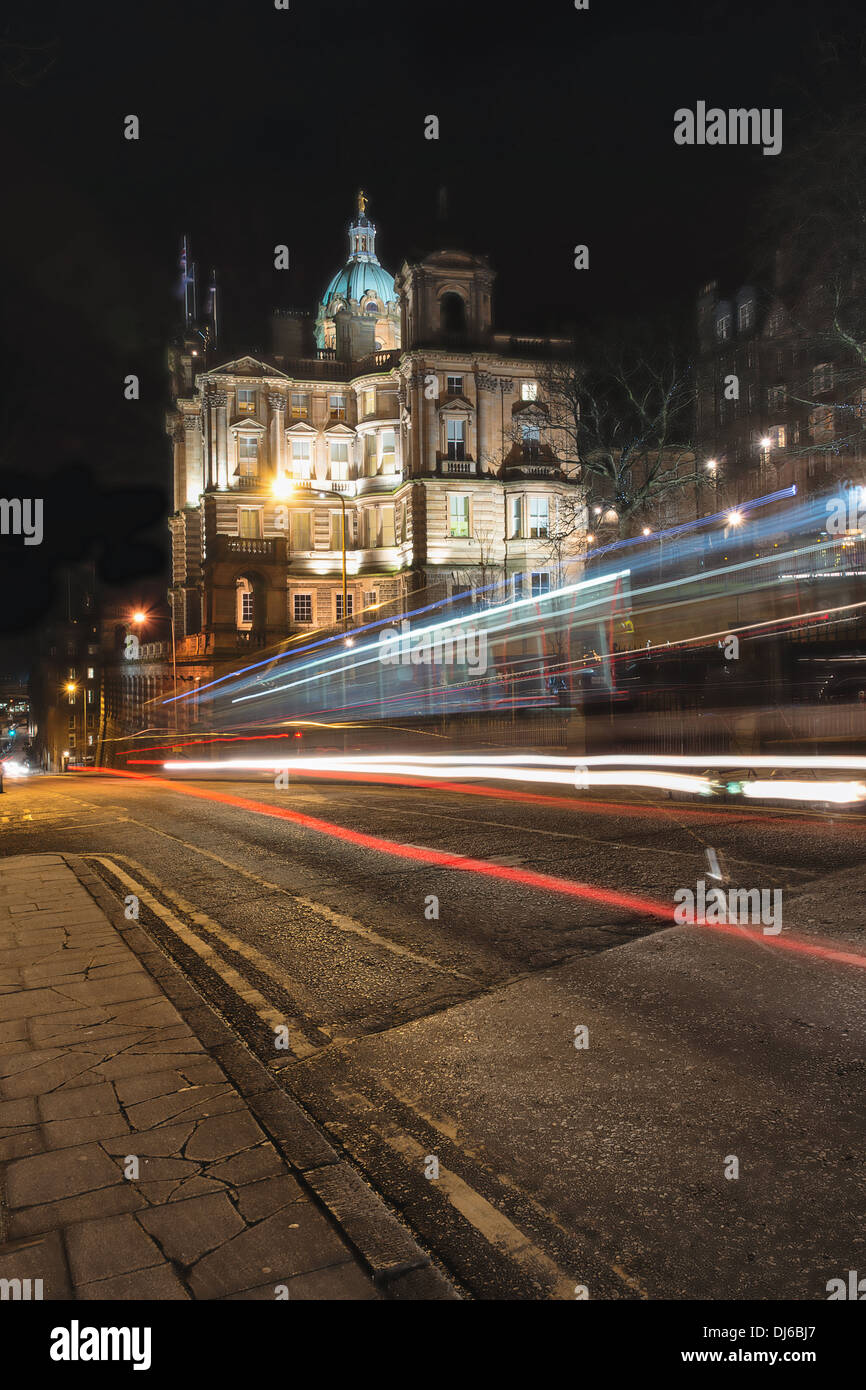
[70, 767, 866, 970]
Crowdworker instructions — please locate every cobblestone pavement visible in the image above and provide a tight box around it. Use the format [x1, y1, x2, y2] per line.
[0, 854, 455, 1301]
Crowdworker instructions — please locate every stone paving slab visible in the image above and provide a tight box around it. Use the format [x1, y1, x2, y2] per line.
[0, 855, 425, 1300]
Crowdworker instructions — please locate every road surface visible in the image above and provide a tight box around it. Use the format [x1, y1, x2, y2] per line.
[2, 770, 863, 1299]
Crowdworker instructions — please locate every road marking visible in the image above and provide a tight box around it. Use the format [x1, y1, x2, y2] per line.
[368, 1073, 649, 1300]
[86, 855, 321, 1060]
[332, 1083, 577, 1300]
[91, 812, 478, 985]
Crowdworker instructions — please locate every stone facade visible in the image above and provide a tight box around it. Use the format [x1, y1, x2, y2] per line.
[165, 200, 585, 693]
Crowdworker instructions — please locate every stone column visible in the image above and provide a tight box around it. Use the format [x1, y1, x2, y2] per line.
[268, 393, 286, 481]
[213, 391, 228, 490]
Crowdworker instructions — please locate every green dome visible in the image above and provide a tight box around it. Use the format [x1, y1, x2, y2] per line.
[322, 259, 396, 309]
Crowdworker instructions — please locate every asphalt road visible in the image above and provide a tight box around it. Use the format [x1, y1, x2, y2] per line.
[2, 769, 864, 1300]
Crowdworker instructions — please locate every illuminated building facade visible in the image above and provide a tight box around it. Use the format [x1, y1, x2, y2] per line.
[164, 195, 584, 702]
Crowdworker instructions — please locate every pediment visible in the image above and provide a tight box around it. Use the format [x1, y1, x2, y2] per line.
[439, 395, 475, 415]
[208, 356, 289, 379]
[229, 417, 267, 432]
[323, 420, 356, 436]
[285, 419, 318, 436]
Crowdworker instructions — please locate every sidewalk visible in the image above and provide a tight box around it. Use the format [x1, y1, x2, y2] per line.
[0, 853, 457, 1300]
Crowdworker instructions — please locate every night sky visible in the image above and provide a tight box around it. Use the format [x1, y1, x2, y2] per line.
[1, 0, 864, 666]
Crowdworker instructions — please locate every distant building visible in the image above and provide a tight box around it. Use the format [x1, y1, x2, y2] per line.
[695, 263, 866, 510]
[161, 193, 584, 717]
[30, 564, 101, 771]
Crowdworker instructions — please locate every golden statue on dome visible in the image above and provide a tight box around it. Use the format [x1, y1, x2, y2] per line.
[357, 189, 368, 215]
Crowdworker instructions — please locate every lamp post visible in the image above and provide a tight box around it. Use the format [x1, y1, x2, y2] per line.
[131, 609, 178, 732]
[64, 681, 81, 769]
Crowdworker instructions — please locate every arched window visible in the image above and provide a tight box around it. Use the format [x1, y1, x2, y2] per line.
[236, 577, 254, 630]
[365, 301, 379, 315]
[440, 292, 467, 334]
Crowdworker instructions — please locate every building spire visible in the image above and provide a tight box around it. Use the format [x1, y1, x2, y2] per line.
[347, 190, 379, 264]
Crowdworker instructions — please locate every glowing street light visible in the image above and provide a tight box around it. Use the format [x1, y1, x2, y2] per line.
[642, 527, 652, 536]
[65, 682, 76, 694]
[759, 436, 772, 450]
[727, 510, 743, 527]
[271, 478, 348, 630]
[129, 608, 178, 732]
[706, 458, 717, 470]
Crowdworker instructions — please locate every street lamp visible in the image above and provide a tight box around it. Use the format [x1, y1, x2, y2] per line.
[63, 682, 82, 769]
[272, 476, 349, 632]
[727, 510, 743, 527]
[131, 608, 178, 731]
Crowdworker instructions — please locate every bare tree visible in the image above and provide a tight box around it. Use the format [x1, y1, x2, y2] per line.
[538, 339, 699, 538]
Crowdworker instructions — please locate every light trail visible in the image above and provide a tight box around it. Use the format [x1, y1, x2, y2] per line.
[68, 766, 866, 971]
[161, 757, 716, 796]
[167, 751, 866, 772]
[740, 779, 866, 804]
[230, 569, 630, 705]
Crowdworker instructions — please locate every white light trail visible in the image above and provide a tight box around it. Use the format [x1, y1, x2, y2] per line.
[230, 569, 630, 705]
[162, 756, 714, 796]
[739, 780, 866, 804]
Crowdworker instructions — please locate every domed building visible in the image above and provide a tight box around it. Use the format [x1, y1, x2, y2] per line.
[315, 191, 400, 357]
[156, 195, 584, 727]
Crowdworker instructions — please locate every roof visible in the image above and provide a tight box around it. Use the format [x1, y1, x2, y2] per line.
[321, 260, 397, 310]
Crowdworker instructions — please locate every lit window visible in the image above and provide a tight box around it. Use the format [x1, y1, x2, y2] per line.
[291, 440, 312, 479]
[769, 426, 786, 449]
[239, 436, 258, 476]
[237, 388, 256, 414]
[330, 394, 346, 419]
[737, 301, 754, 331]
[336, 592, 354, 621]
[449, 494, 470, 537]
[447, 375, 464, 396]
[294, 593, 312, 623]
[531, 572, 551, 598]
[529, 496, 549, 538]
[363, 590, 378, 610]
[381, 505, 396, 547]
[238, 508, 263, 538]
[364, 433, 377, 475]
[241, 590, 254, 623]
[521, 381, 538, 401]
[291, 393, 309, 419]
[330, 441, 349, 480]
[330, 512, 345, 550]
[716, 314, 731, 342]
[510, 495, 522, 538]
[87, 667, 95, 680]
[381, 429, 396, 470]
[362, 389, 376, 416]
[446, 419, 466, 460]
